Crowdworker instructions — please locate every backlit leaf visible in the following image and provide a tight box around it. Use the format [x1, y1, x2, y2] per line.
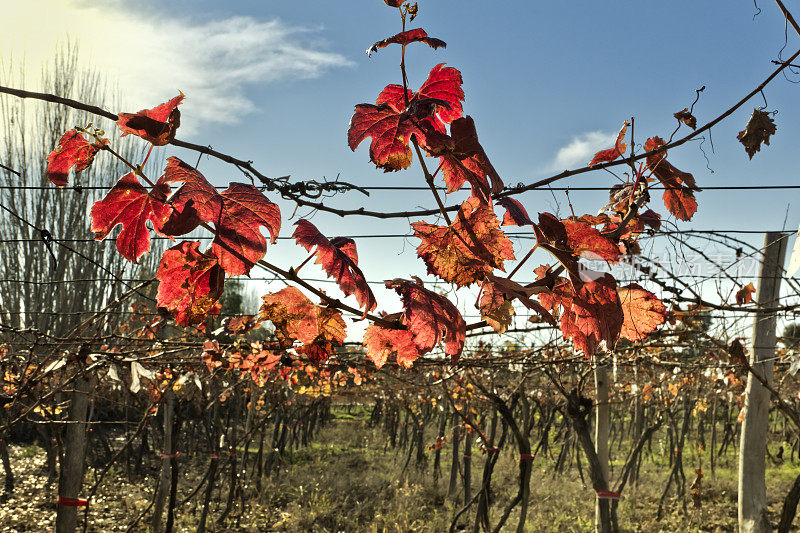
[617, 283, 667, 341]
[45, 129, 108, 187]
[117, 93, 184, 146]
[156, 241, 225, 327]
[412, 196, 515, 287]
[90, 172, 172, 262]
[385, 277, 465, 358]
[367, 28, 446, 57]
[293, 220, 377, 312]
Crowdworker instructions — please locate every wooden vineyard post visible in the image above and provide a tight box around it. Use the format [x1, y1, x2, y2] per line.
[55, 374, 92, 533]
[594, 360, 612, 533]
[738, 232, 788, 533]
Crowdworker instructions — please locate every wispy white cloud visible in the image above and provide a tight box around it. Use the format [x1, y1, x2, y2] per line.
[549, 131, 617, 171]
[0, 0, 353, 133]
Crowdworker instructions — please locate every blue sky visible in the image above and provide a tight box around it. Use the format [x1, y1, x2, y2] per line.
[2, 0, 799, 339]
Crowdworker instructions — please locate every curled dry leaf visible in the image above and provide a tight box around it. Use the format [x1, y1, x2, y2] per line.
[735, 282, 756, 305]
[644, 137, 700, 221]
[737, 108, 776, 159]
[46, 129, 108, 187]
[412, 196, 515, 287]
[367, 28, 446, 57]
[497, 198, 533, 227]
[588, 121, 628, 167]
[117, 93, 184, 146]
[292, 219, 377, 312]
[156, 241, 225, 327]
[435, 116, 503, 202]
[90, 172, 172, 263]
[674, 108, 697, 130]
[478, 281, 516, 334]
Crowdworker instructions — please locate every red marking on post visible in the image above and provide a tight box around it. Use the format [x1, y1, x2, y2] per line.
[519, 454, 535, 460]
[595, 490, 621, 500]
[674, 447, 682, 454]
[463, 453, 472, 458]
[58, 496, 88, 507]
[159, 452, 180, 458]
[209, 453, 220, 459]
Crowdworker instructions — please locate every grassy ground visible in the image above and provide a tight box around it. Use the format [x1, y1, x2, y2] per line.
[1, 413, 798, 532]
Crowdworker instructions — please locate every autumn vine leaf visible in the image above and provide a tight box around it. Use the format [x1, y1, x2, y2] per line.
[735, 282, 756, 305]
[644, 137, 700, 221]
[156, 241, 225, 327]
[588, 121, 628, 167]
[412, 196, 514, 287]
[161, 157, 281, 275]
[117, 93, 184, 146]
[377, 63, 464, 126]
[367, 29, 446, 57]
[292, 219, 377, 312]
[562, 218, 620, 263]
[258, 287, 347, 361]
[363, 324, 420, 369]
[348, 64, 464, 172]
[347, 103, 419, 171]
[617, 283, 667, 341]
[45, 129, 108, 187]
[435, 116, 503, 202]
[674, 108, 697, 130]
[90, 172, 172, 262]
[497, 198, 533, 227]
[385, 278, 466, 358]
[737, 108, 776, 159]
[478, 281, 516, 334]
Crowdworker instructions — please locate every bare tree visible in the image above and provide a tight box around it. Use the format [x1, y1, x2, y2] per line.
[0, 43, 163, 338]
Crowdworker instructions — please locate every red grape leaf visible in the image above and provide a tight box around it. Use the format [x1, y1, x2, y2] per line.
[162, 157, 281, 275]
[644, 137, 700, 221]
[292, 219, 377, 312]
[478, 281, 516, 334]
[363, 324, 419, 369]
[212, 183, 281, 275]
[558, 274, 623, 355]
[497, 198, 533, 226]
[735, 282, 756, 305]
[350, 64, 463, 171]
[347, 103, 417, 171]
[117, 93, 184, 146]
[412, 196, 515, 287]
[90, 172, 172, 262]
[383, 0, 403, 6]
[437, 116, 503, 202]
[367, 28, 446, 57]
[562, 218, 620, 262]
[589, 121, 628, 167]
[45, 129, 108, 187]
[156, 241, 225, 327]
[377, 63, 464, 126]
[258, 287, 346, 349]
[617, 283, 666, 341]
[385, 277, 465, 358]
